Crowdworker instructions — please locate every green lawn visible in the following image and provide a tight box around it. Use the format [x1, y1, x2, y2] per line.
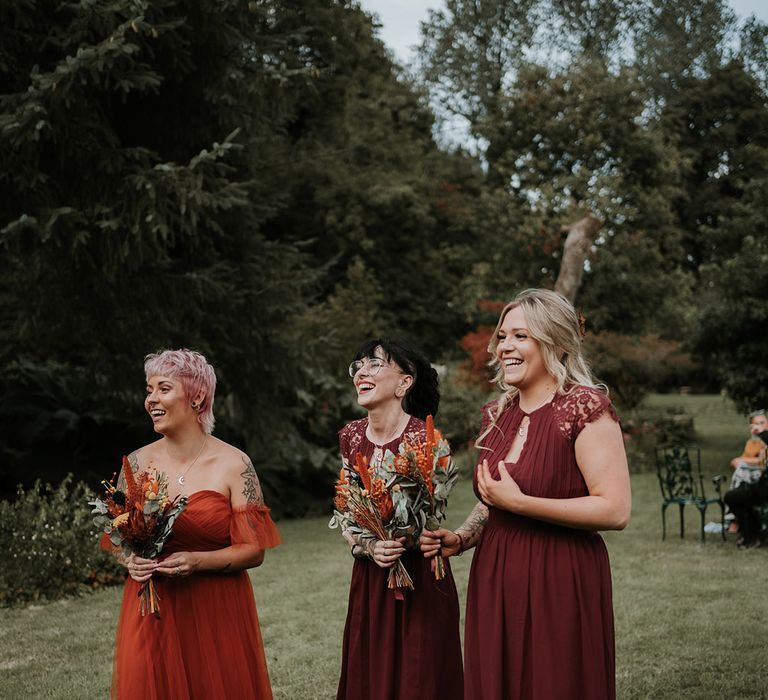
[1, 395, 765, 699]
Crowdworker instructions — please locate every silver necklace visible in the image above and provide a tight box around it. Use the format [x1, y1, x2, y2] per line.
[177, 437, 208, 485]
[369, 414, 409, 463]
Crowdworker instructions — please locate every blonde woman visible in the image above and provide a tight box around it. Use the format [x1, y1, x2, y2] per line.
[421, 289, 631, 700]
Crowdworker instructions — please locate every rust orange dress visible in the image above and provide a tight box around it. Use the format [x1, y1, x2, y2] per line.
[110, 490, 281, 699]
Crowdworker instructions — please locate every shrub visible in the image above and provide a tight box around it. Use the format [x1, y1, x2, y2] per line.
[457, 325, 497, 386]
[0, 475, 124, 607]
[620, 406, 696, 473]
[586, 332, 697, 409]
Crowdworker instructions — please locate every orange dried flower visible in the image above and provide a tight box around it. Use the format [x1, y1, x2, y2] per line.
[354, 453, 372, 492]
[393, 454, 410, 475]
[370, 478, 394, 522]
[121, 455, 143, 507]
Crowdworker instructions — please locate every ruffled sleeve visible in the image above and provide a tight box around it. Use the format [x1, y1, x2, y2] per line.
[230, 504, 282, 549]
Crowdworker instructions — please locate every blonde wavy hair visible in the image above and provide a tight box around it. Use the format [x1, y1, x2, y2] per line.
[478, 288, 604, 445]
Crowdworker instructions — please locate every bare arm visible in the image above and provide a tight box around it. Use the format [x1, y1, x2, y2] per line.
[455, 501, 490, 550]
[420, 501, 489, 558]
[154, 455, 266, 577]
[477, 413, 631, 531]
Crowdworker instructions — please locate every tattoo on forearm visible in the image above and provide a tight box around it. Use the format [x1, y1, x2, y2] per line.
[240, 457, 264, 505]
[457, 502, 489, 550]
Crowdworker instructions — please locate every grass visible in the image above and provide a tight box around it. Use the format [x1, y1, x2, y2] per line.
[1, 394, 765, 699]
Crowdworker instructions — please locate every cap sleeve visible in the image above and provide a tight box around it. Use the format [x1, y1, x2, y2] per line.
[566, 387, 619, 440]
[230, 504, 281, 549]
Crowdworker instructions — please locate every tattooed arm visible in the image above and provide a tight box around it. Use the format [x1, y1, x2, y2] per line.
[454, 502, 490, 551]
[238, 455, 265, 507]
[155, 451, 268, 577]
[419, 501, 489, 559]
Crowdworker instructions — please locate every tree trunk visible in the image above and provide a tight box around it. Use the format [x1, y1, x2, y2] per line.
[554, 213, 603, 303]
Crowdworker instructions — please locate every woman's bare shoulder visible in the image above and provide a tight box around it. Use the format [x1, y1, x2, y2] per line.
[125, 439, 164, 469]
[206, 437, 256, 477]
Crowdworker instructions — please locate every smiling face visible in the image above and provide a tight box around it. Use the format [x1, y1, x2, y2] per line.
[495, 305, 551, 391]
[352, 346, 412, 412]
[750, 414, 768, 434]
[145, 375, 198, 435]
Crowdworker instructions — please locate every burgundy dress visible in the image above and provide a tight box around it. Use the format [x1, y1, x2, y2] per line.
[464, 386, 619, 700]
[336, 416, 464, 700]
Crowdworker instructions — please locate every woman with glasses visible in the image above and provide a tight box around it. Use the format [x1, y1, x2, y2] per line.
[335, 338, 463, 700]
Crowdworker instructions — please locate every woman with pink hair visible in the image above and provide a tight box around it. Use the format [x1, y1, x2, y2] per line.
[107, 349, 281, 699]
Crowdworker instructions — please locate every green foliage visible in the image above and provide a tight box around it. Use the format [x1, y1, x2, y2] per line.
[693, 215, 768, 411]
[586, 332, 697, 408]
[2, 0, 768, 513]
[437, 367, 494, 453]
[0, 359, 149, 495]
[260, 3, 483, 356]
[0, 0, 319, 467]
[0, 475, 124, 607]
[0, 0, 485, 512]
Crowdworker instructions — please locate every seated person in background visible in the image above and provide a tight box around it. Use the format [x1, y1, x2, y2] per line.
[725, 410, 767, 533]
[724, 423, 768, 547]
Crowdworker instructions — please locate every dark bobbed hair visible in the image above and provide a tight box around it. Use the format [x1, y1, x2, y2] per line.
[353, 337, 440, 420]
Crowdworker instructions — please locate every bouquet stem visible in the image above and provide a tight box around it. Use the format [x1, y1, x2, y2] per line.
[138, 578, 161, 618]
[431, 555, 447, 580]
[387, 560, 415, 598]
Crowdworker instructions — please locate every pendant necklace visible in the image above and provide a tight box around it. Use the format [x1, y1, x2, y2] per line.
[370, 414, 409, 464]
[177, 437, 208, 485]
[517, 388, 556, 438]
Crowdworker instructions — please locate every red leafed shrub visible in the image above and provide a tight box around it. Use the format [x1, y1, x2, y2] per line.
[458, 325, 496, 386]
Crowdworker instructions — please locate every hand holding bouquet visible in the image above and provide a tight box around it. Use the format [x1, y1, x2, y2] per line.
[385, 415, 458, 579]
[330, 415, 458, 593]
[89, 456, 188, 617]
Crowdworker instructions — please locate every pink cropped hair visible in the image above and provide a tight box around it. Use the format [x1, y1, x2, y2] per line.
[144, 349, 217, 434]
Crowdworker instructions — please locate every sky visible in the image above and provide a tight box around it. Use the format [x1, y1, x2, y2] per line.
[359, 0, 768, 64]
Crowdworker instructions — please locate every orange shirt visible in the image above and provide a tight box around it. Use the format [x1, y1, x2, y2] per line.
[741, 438, 764, 459]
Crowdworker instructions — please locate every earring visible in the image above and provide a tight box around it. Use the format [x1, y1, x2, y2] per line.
[191, 402, 199, 410]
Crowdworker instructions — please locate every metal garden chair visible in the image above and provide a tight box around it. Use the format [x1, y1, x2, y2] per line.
[655, 445, 725, 542]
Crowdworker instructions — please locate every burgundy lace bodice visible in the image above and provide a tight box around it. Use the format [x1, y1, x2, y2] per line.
[338, 415, 426, 468]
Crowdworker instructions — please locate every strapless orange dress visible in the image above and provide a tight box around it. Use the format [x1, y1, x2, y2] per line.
[110, 490, 281, 699]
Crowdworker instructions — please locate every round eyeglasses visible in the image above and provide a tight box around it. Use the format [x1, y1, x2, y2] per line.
[348, 358, 389, 378]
